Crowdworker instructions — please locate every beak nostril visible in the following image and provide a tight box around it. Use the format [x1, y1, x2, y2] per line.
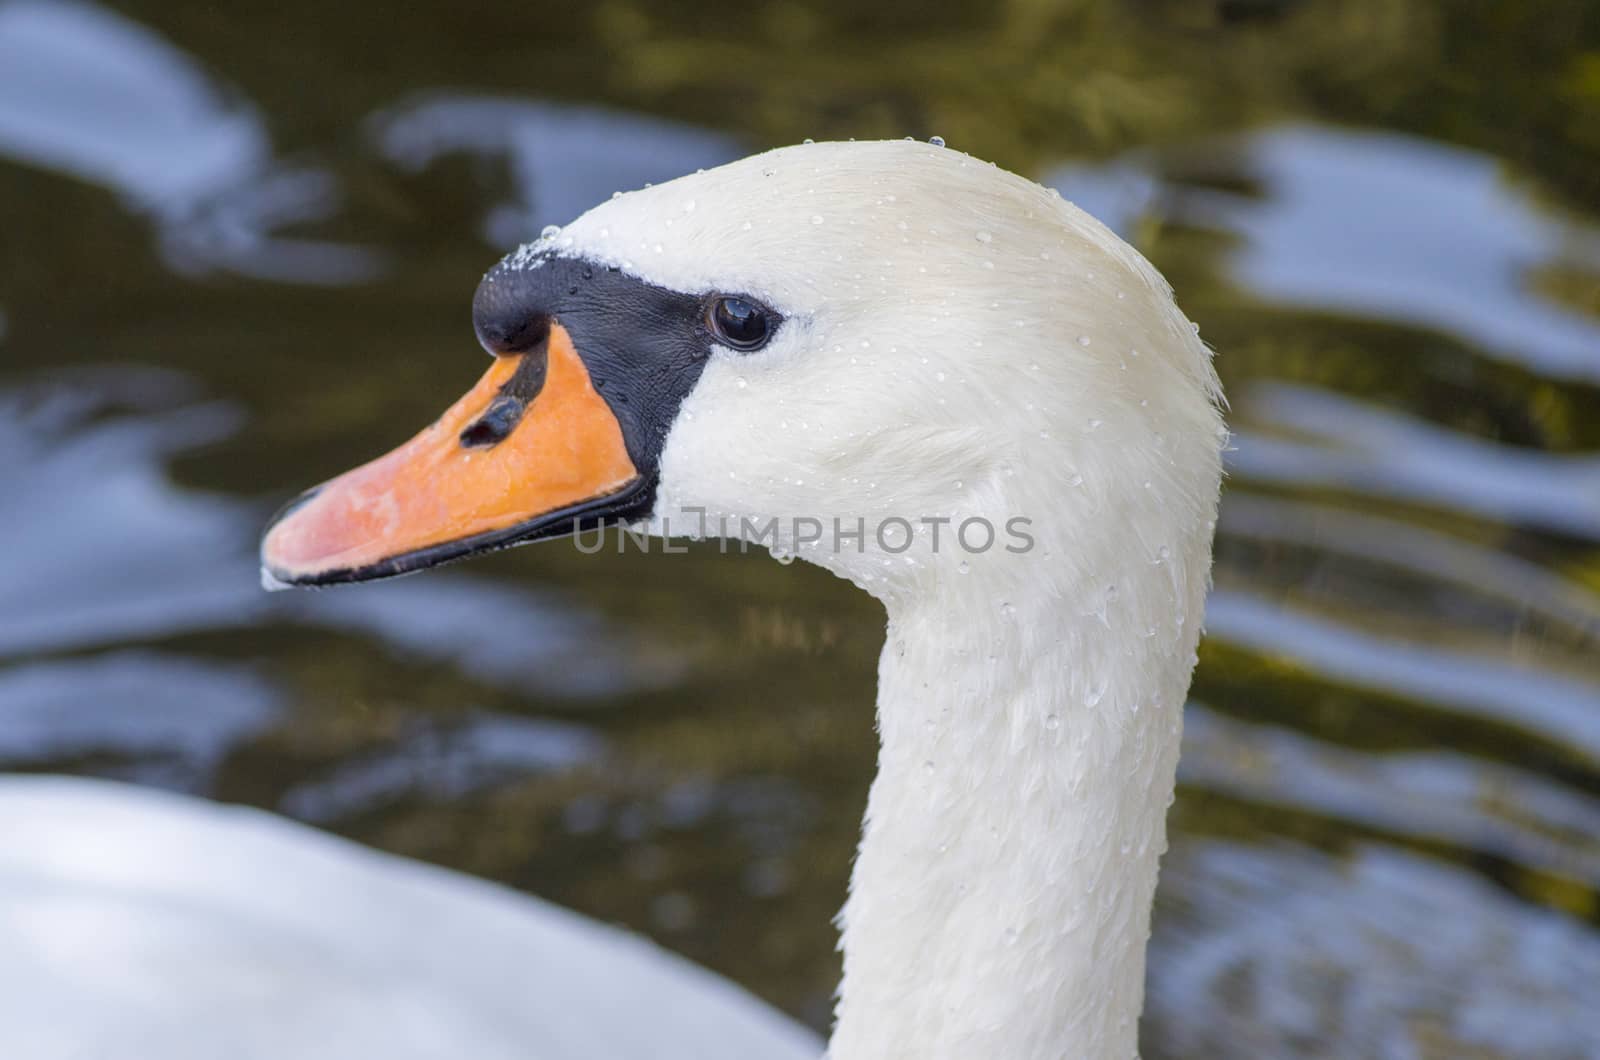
[461, 328, 552, 449]
[460, 395, 526, 449]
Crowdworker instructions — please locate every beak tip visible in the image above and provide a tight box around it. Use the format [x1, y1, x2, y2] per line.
[259, 485, 327, 592]
[259, 564, 297, 593]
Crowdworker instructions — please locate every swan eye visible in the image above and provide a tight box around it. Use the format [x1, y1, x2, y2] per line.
[706, 295, 773, 351]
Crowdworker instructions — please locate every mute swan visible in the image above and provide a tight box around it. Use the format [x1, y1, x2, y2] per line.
[5, 139, 1223, 1060]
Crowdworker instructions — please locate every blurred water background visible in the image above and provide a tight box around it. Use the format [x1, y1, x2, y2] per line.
[1, 1, 1599, 1056]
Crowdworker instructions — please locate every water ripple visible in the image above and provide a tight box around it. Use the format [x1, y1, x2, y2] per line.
[0, 0, 379, 283]
[1230, 382, 1600, 540]
[1051, 124, 1600, 381]
[1205, 589, 1600, 762]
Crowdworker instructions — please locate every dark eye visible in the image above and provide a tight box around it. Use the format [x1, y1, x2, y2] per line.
[706, 295, 774, 351]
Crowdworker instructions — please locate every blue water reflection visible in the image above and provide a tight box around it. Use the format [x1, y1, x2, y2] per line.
[0, 0, 378, 282]
[0, 653, 279, 786]
[1231, 382, 1600, 540]
[1053, 124, 1600, 381]
[280, 713, 606, 823]
[1227, 128, 1600, 383]
[1219, 495, 1600, 639]
[1182, 705, 1600, 883]
[0, 376, 249, 658]
[375, 95, 742, 243]
[1149, 841, 1600, 1057]
[1208, 584, 1600, 761]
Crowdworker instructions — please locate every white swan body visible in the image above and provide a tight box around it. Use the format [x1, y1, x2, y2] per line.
[0, 776, 820, 1060]
[4, 140, 1222, 1059]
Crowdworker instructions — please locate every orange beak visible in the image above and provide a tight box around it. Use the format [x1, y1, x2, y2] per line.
[261, 323, 642, 586]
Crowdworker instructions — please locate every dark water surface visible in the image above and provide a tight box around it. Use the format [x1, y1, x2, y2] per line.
[2, 2, 1599, 1056]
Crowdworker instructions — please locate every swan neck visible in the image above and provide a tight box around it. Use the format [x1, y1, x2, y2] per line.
[829, 576, 1198, 1060]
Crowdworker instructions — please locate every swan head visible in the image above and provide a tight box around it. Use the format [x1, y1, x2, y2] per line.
[262, 140, 1223, 607]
